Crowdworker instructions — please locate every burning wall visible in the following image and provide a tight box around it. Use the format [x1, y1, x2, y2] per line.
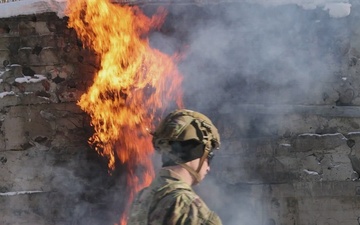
[1, 1, 360, 225]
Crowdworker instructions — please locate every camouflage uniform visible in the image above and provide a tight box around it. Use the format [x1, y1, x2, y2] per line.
[128, 169, 222, 225]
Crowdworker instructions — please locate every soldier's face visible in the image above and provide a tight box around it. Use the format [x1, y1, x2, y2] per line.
[198, 159, 210, 182]
[186, 157, 211, 185]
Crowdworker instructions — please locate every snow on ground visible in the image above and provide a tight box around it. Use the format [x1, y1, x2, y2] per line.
[0, 0, 352, 19]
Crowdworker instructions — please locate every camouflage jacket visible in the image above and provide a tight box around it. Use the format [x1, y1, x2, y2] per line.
[127, 169, 222, 225]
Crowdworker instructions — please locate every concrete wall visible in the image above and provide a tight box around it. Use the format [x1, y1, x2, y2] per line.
[0, 13, 122, 225]
[0, 2, 360, 225]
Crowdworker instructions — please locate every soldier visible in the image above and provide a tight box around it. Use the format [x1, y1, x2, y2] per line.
[128, 109, 222, 225]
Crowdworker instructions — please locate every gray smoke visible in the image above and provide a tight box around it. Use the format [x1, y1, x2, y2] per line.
[148, 2, 351, 224]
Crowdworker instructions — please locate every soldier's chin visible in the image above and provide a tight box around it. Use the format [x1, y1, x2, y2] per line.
[201, 175, 207, 181]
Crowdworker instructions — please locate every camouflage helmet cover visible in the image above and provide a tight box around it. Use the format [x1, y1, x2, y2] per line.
[152, 109, 220, 156]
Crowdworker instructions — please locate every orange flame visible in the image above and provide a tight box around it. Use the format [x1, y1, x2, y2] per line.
[66, 0, 183, 224]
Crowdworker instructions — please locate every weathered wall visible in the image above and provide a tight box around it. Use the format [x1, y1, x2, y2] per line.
[0, 2, 360, 225]
[161, 2, 360, 225]
[0, 13, 123, 225]
[190, 2, 360, 225]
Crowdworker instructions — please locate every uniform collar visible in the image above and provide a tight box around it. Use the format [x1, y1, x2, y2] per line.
[159, 168, 185, 182]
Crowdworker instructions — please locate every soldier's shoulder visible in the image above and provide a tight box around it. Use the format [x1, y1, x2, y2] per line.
[172, 189, 207, 208]
[172, 191, 222, 224]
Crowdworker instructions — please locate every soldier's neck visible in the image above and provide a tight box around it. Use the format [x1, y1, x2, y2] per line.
[164, 165, 195, 186]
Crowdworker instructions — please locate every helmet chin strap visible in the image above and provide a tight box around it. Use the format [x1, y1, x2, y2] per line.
[179, 163, 202, 184]
[179, 144, 211, 185]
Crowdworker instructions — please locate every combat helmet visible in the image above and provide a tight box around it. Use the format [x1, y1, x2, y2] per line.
[152, 109, 220, 182]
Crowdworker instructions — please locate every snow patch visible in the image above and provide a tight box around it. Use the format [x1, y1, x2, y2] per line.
[0, 0, 352, 19]
[0, 190, 44, 196]
[299, 133, 346, 139]
[323, 3, 351, 18]
[303, 169, 319, 175]
[0, 91, 15, 98]
[280, 143, 291, 147]
[0, 0, 67, 18]
[15, 74, 47, 83]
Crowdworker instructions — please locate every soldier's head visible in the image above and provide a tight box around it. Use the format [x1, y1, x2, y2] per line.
[152, 109, 220, 183]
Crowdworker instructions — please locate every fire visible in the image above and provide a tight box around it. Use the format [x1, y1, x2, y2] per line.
[66, 0, 183, 224]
